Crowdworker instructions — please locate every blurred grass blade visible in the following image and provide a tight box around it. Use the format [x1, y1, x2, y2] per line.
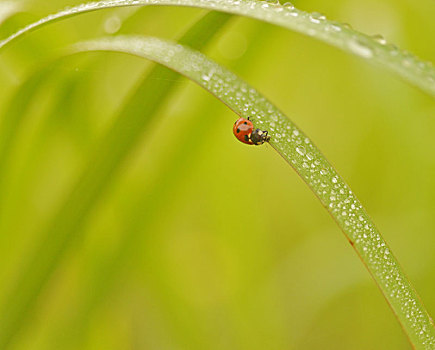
[73, 35, 435, 349]
[52, 100, 225, 348]
[0, 67, 51, 175]
[0, 0, 434, 97]
[0, 60, 80, 219]
[0, 1, 22, 25]
[0, 64, 56, 230]
[0, 12, 231, 349]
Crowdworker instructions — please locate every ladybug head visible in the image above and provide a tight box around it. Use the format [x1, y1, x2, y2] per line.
[250, 129, 270, 145]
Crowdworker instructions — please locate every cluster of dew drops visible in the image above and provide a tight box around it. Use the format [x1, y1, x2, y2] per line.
[194, 0, 435, 85]
[196, 42, 373, 262]
[2, 0, 434, 86]
[249, 0, 434, 84]
[195, 45, 384, 261]
[48, 0, 434, 85]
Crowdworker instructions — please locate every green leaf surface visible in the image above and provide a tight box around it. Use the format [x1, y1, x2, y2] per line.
[0, 12, 231, 349]
[0, 0, 434, 97]
[72, 35, 435, 349]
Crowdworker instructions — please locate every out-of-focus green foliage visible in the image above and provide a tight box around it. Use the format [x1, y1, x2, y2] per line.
[0, 10, 232, 349]
[0, 0, 434, 349]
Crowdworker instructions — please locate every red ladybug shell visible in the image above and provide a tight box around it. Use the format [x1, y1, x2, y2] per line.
[233, 117, 254, 145]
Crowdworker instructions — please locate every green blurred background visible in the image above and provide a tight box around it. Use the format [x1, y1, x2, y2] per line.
[0, 0, 434, 349]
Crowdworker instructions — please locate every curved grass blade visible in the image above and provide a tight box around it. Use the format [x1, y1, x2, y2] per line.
[72, 35, 435, 349]
[0, 0, 434, 97]
[0, 12, 231, 349]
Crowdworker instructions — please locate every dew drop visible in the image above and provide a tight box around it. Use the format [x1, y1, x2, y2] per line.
[372, 34, 386, 45]
[348, 38, 374, 58]
[296, 146, 306, 155]
[309, 15, 320, 24]
[329, 22, 342, 32]
[315, 12, 326, 20]
[402, 58, 412, 67]
[309, 11, 326, 23]
[283, 2, 294, 9]
[202, 73, 211, 82]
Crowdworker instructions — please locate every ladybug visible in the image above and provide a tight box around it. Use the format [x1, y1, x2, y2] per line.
[233, 117, 270, 145]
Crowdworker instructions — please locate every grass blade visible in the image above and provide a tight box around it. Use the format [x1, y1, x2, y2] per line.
[0, 12, 231, 349]
[0, 0, 434, 97]
[72, 35, 435, 349]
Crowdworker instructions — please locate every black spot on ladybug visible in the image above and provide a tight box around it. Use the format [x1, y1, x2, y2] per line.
[236, 128, 240, 133]
[244, 122, 247, 125]
[244, 135, 249, 142]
